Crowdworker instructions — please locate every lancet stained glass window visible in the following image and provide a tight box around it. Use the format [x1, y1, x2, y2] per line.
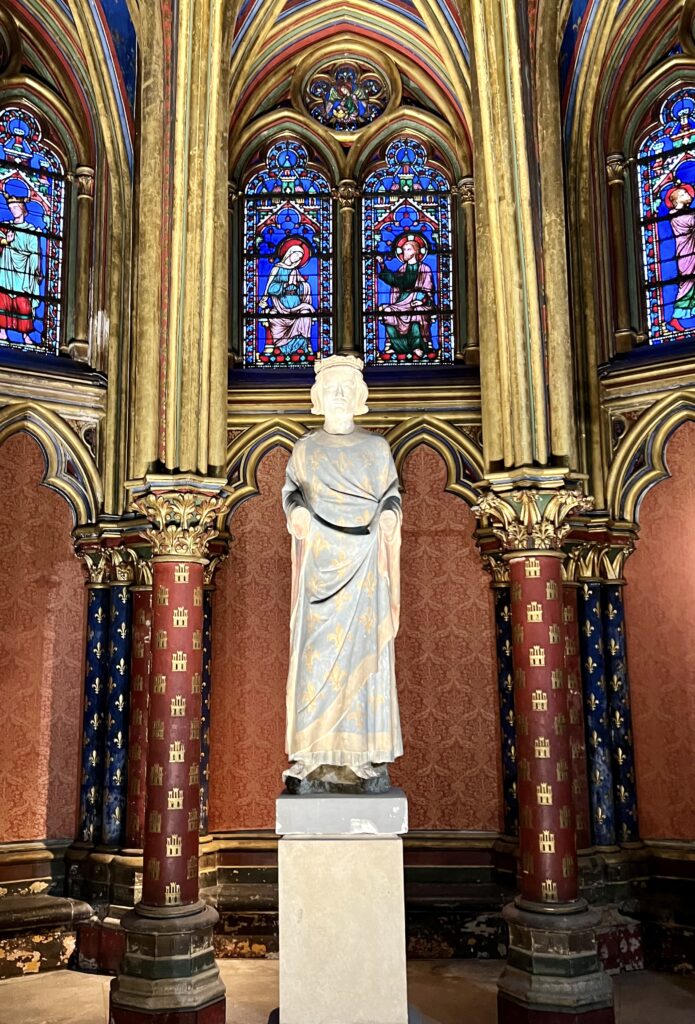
[361, 137, 454, 365]
[637, 88, 695, 344]
[0, 107, 65, 355]
[243, 139, 333, 367]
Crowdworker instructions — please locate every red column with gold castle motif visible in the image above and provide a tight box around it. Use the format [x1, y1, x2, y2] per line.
[142, 555, 204, 908]
[111, 484, 226, 1024]
[125, 559, 152, 851]
[563, 577, 591, 852]
[475, 480, 614, 1024]
[510, 552, 577, 907]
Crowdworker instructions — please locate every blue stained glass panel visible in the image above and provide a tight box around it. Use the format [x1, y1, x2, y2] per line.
[361, 137, 454, 366]
[243, 139, 333, 367]
[637, 88, 695, 345]
[0, 106, 65, 356]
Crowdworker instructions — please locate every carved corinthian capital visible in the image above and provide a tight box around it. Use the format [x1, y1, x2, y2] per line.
[473, 487, 593, 552]
[79, 546, 112, 584]
[335, 179, 359, 210]
[133, 491, 223, 559]
[606, 153, 628, 187]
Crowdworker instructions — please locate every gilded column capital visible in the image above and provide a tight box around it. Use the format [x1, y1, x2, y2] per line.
[473, 486, 593, 553]
[132, 551, 154, 587]
[228, 180, 240, 211]
[480, 551, 510, 586]
[570, 541, 635, 581]
[75, 166, 95, 200]
[203, 551, 228, 587]
[131, 481, 226, 559]
[455, 176, 475, 206]
[335, 179, 359, 210]
[606, 153, 628, 187]
[111, 547, 137, 584]
[79, 546, 112, 584]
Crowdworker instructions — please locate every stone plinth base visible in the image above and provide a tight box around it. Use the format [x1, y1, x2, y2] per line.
[498, 902, 614, 1024]
[277, 791, 408, 1024]
[110, 902, 226, 1024]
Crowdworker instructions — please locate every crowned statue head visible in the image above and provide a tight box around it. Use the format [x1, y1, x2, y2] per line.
[310, 354, 369, 432]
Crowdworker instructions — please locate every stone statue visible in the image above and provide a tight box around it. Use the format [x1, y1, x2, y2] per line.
[282, 355, 403, 793]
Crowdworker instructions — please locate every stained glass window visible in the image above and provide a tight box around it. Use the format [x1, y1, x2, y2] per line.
[361, 137, 454, 366]
[303, 58, 389, 134]
[0, 106, 65, 356]
[243, 139, 333, 367]
[637, 88, 695, 345]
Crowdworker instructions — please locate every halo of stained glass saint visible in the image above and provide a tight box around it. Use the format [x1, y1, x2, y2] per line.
[638, 88, 695, 345]
[303, 58, 390, 133]
[0, 107, 65, 356]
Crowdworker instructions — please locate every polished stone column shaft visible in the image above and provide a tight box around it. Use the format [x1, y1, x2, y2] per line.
[602, 581, 639, 843]
[563, 581, 591, 851]
[125, 584, 152, 850]
[78, 581, 110, 844]
[509, 553, 577, 907]
[494, 582, 518, 836]
[142, 557, 204, 909]
[102, 573, 133, 846]
[577, 580, 617, 847]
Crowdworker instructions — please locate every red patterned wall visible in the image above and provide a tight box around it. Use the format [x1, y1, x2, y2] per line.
[0, 432, 85, 842]
[209, 442, 501, 832]
[624, 420, 695, 841]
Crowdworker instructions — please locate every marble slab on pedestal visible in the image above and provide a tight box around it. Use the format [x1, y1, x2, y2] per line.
[276, 787, 408, 836]
[276, 789, 409, 1024]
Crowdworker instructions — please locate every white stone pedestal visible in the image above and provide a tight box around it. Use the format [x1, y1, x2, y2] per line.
[276, 789, 408, 1024]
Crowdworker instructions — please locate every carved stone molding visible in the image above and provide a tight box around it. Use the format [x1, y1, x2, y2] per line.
[132, 488, 224, 559]
[473, 487, 593, 552]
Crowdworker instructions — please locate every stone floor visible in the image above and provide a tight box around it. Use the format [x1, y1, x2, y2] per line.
[0, 960, 694, 1023]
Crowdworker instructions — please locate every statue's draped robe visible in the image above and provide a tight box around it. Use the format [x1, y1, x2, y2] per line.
[282, 427, 403, 776]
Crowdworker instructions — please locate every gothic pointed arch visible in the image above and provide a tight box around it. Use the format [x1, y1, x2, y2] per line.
[0, 401, 102, 523]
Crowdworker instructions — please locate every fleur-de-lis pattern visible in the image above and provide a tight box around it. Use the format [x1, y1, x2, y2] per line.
[102, 582, 132, 844]
[127, 586, 152, 848]
[199, 586, 213, 836]
[78, 583, 110, 844]
[577, 581, 615, 845]
[602, 582, 639, 843]
[494, 586, 518, 836]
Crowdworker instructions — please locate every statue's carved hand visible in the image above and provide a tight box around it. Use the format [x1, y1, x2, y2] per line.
[379, 508, 398, 540]
[288, 506, 311, 539]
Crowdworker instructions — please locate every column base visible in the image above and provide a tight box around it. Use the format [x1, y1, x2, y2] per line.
[497, 902, 614, 1024]
[110, 902, 226, 1023]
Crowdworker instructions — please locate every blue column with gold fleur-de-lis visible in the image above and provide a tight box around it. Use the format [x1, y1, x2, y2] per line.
[577, 579, 616, 846]
[602, 581, 639, 843]
[493, 581, 518, 836]
[101, 550, 134, 846]
[77, 548, 111, 844]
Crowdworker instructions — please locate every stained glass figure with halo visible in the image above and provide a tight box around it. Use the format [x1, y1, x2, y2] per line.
[637, 88, 695, 345]
[0, 106, 65, 356]
[362, 136, 454, 365]
[243, 139, 333, 367]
